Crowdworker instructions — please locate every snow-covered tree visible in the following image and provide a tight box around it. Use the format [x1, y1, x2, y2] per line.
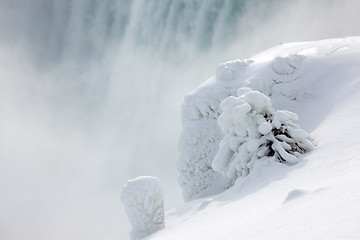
[178, 59, 253, 201]
[212, 88, 314, 180]
[178, 120, 233, 201]
[121, 176, 164, 240]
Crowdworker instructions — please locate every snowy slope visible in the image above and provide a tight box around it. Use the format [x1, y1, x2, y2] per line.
[146, 37, 360, 240]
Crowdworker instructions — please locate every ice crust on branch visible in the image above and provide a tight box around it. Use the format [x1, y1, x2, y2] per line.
[212, 88, 314, 180]
[121, 176, 164, 240]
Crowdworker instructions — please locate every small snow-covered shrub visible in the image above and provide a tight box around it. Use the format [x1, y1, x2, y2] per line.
[121, 176, 164, 240]
[212, 88, 314, 180]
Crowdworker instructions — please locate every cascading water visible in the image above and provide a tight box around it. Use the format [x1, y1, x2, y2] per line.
[1, 0, 360, 239]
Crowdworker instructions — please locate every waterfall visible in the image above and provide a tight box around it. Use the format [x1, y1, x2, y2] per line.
[1, 0, 360, 239]
[48, 0, 246, 60]
[1, 0, 250, 65]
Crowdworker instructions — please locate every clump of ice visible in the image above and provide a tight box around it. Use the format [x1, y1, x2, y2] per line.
[272, 54, 304, 75]
[212, 88, 314, 180]
[216, 58, 253, 81]
[121, 176, 165, 240]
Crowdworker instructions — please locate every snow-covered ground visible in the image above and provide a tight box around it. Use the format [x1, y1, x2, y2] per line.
[146, 37, 360, 240]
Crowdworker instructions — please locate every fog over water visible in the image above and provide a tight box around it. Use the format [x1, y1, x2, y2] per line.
[0, 0, 359, 239]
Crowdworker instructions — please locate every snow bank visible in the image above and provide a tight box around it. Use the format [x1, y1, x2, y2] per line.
[121, 176, 164, 240]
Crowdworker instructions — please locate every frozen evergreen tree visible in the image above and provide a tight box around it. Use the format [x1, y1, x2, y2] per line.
[212, 88, 314, 180]
[121, 176, 164, 240]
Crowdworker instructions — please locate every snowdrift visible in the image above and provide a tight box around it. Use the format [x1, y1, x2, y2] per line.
[149, 37, 360, 240]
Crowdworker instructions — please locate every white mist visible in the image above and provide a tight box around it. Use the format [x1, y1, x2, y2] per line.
[0, 0, 359, 239]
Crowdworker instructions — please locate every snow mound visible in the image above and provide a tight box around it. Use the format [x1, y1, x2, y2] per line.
[246, 53, 312, 105]
[283, 189, 308, 203]
[212, 88, 314, 180]
[178, 37, 358, 201]
[178, 52, 313, 200]
[272, 54, 304, 75]
[121, 176, 164, 240]
[216, 58, 254, 81]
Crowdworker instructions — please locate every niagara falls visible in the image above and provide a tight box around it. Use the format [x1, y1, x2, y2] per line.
[1, 1, 360, 239]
